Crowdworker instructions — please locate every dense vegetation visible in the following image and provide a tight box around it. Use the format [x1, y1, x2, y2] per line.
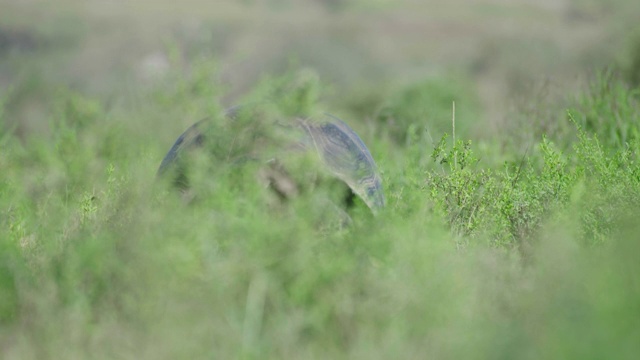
[1, 57, 640, 358]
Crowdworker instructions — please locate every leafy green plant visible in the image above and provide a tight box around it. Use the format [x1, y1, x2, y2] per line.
[423, 100, 640, 249]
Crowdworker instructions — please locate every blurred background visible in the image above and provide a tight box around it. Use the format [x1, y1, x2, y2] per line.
[2, 0, 640, 141]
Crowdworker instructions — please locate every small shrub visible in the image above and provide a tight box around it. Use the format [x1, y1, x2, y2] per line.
[425, 134, 574, 248]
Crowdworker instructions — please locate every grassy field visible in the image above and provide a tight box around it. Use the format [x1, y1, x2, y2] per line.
[2, 1, 640, 359]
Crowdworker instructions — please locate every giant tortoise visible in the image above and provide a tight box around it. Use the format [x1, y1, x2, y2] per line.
[157, 106, 385, 213]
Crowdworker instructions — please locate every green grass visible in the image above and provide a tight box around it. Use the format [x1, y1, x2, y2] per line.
[1, 63, 640, 359]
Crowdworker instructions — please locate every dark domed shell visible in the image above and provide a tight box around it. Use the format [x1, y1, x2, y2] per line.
[158, 107, 385, 213]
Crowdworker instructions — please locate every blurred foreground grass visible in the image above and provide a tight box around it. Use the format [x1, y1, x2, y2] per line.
[1, 63, 640, 358]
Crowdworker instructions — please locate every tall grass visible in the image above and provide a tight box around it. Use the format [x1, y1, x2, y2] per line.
[1, 66, 640, 359]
